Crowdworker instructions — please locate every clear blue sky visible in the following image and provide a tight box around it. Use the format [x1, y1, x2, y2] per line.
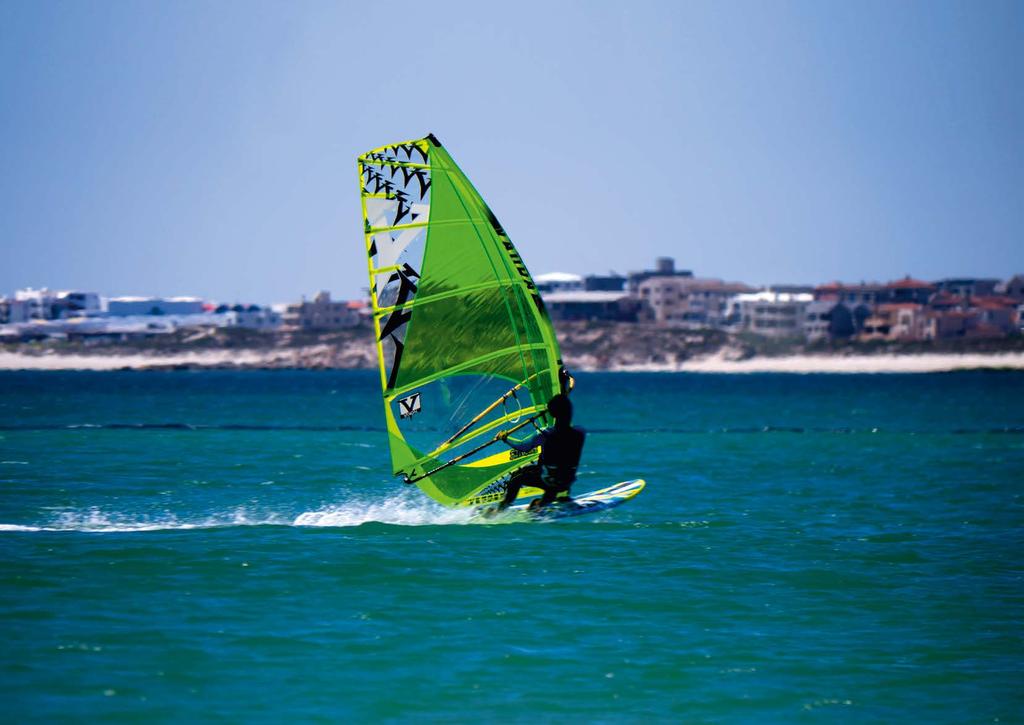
[1, 0, 1021, 303]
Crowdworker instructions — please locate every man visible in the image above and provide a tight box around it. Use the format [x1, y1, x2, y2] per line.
[492, 393, 586, 512]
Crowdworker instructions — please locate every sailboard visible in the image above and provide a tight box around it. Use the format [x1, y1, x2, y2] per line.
[470, 480, 646, 523]
[357, 134, 644, 517]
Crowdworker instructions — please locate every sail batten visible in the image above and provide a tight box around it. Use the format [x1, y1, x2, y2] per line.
[383, 343, 552, 402]
[372, 281, 539, 317]
[358, 134, 563, 507]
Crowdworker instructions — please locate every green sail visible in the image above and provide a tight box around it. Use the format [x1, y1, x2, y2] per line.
[358, 135, 563, 507]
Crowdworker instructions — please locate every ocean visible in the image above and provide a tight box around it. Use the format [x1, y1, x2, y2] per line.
[1, 370, 1021, 722]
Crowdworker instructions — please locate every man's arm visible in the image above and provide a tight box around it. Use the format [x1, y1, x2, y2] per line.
[499, 430, 546, 453]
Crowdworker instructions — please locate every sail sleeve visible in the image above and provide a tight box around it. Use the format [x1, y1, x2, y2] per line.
[358, 135, 563, 507]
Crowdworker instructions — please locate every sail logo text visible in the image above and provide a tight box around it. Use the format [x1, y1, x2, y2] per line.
[398, 392, 422, 419]
[501, 239, 545, 314]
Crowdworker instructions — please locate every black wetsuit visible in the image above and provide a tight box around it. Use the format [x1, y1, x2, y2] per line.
[500, 424, 586, 508]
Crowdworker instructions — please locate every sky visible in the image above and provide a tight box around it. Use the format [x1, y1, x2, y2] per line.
[1, 0, 1021, 304]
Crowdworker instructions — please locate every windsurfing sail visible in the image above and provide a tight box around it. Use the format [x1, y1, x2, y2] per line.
[357, 134, 564, 508]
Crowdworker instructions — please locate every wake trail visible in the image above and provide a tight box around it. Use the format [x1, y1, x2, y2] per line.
[0, 493, 476, 534]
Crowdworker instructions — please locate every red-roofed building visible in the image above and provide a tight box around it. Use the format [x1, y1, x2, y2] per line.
[924, 310, 973, 340]
[928, 292, 961, 311]
[968, 297, 1018, 335]
[878, 303, 927, 340]
[345, 299, 371, 318]
[886, 276, 936, 305]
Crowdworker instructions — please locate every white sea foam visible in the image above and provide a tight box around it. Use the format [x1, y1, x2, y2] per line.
[0, 495, 474, 533]
[0, 506, 287, 533]
[293, 493, 474, 528]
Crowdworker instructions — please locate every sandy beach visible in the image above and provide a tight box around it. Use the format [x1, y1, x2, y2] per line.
[618, 351, 1024, 374]
[3, 349, 1023, 374]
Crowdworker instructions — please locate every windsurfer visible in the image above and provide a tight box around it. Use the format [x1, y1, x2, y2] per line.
[491, 393, 586, 513]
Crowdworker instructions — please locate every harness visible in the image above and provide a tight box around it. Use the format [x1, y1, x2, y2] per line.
[538, 425, 585, 487]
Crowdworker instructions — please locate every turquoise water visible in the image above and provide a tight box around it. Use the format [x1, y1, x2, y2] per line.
[1, 370, 1022, 722]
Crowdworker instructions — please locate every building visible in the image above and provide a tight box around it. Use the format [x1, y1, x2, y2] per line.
[814, 281, 889, 308]
[997, 274, 1024, 301]
[49, 291, 102, 318]
[0, 312, 215, 342]
[934, 278, 1000, 299]
[728, 291, 813, 338]
[107, 296, 205, 316]
[859, 314, 891, 341]
[882, 303, 927, 340]
[14, 288, 61, 319]
[768, 284, 815, 296]
[583, 273, 626, 292]
[536, 271, 626, 294]
[857, 303, 928, 341]
[923, 310, 972, 340]
[804, 301, 855, 342]
[969, 297, 1019, 336]
[0, 298, 31, 324]
[214, 304, 282, 330]
[638, 277, 754, 327]
[887, 277, 936, 305]
[282, 292, 361, 330]
[543, 290, 639, 322]
[928, 292, 962, 311]
[922, 295, 1019, 339]
[534, 273, 583, 294]
[627, 257, 693, 293]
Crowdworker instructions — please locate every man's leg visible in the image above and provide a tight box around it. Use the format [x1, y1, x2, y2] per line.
[530, 479, 571, 510]
[533, 487, 560, 509]
[498, 465, 541, 510]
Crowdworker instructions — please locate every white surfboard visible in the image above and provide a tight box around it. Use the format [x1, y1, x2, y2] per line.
[473, 479, 646, 522]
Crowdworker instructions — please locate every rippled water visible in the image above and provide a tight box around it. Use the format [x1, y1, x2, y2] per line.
[1, 370, 1022, 721]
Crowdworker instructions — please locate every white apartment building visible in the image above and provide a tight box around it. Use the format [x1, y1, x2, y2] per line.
[14, 288, 60, 319]
[535, 272, 584, 294]
[11, 288, 101, 319]
[729, 291, 813, 338]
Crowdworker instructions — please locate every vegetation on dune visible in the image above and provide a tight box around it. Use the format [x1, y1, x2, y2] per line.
[3, 322, 1021, 369]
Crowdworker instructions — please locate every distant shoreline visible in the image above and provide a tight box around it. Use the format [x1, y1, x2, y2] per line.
[2, 349, 1023, 374]
[612, 352, 1024, 374]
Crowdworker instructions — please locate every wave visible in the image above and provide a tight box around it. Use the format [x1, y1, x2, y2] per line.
[0, 494, 475, 534]
[0, 423, 385, 432]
